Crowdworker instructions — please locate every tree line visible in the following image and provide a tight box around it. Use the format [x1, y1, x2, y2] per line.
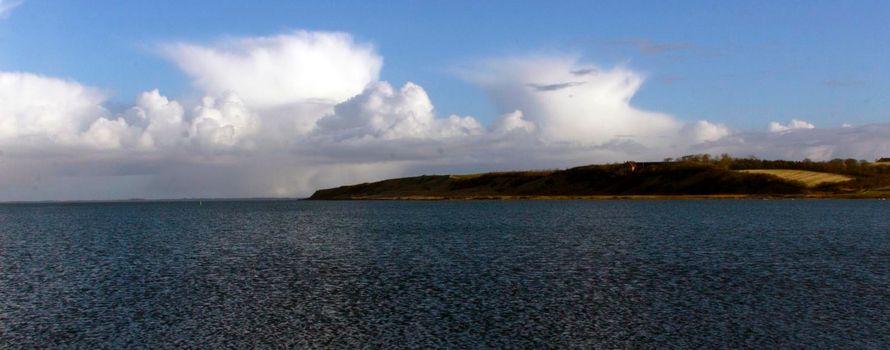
[662, 154, 890, 176]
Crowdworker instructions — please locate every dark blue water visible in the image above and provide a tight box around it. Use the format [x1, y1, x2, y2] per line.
[1, 200, 888, 348]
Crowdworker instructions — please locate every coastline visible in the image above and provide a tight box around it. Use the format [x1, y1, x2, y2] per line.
[308, 159, 890, 201]
[310, 193, 890, 200]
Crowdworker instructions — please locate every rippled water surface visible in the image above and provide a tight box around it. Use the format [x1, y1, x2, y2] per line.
[1, 200, 889, 348]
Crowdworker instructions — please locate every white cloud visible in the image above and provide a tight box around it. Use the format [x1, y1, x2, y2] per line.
[126, 89, 188, 149]
[161, 31, 382, 110]
[0, 73, 259, 155]
[681, 120, 730, 144]
[3, 31, 889, 201]
[695, 124, 890, 161]
[768, 119, 815, 133]
[0, 0, 22, 19]
[190, 92, 258, 148]
[81, 117, 142, 150]
[314, 81, 482, 141]
[0, 53, 734, 200]
[462, 56, 682, 147]
[119, 89, 262, 150]
[491, 110, 536, 136]
[0, 72, 109, 147]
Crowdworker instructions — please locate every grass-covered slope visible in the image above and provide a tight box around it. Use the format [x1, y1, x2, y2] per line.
[309, 162, 807, 199]
[737, 170, 853, 187]
[310, 154, 890, 200]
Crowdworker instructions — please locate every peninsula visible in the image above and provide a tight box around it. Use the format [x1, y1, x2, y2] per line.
[309, 155, 890, 200]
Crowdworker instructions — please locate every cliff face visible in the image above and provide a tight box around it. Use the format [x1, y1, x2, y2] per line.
[309, 163, 807, 200]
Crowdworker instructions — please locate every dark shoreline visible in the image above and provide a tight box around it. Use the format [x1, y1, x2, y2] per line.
[308, 193, 889, 200]
[3, 194, 887, 205]
[309, 159, 890, 200]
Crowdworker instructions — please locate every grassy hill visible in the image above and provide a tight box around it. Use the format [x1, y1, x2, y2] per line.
[311, 162, 809, 199]
[737, 170, 852, 187]
[310, 155, 890, 200]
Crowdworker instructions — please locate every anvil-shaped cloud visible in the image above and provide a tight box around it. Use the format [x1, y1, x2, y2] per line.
[462, 56, 727, 147]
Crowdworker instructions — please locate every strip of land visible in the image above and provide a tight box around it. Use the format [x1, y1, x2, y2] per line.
[323, 194, 888, 200]
[310, 156, 890, 200]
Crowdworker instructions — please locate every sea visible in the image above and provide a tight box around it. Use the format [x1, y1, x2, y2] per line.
[1, 200, 888, 348]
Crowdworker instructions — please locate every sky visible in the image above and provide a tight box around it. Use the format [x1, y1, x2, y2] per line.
[0, 0, 889, 200]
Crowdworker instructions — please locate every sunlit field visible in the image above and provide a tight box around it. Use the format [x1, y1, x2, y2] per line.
[738, 169, 852, 187]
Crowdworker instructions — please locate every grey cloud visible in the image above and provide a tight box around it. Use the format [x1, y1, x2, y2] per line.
[526, 81, 585, 92]
[570, 68, 598, 76]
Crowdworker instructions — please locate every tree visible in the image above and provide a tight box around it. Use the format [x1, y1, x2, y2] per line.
[717, 153, 733, 169]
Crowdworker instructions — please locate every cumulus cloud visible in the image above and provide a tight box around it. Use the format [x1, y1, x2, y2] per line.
[161, 31, 382, 109]
[0, 72, 109, 147]
[0, 0, 22, 18]
[681, 120, 730, 143]
[462, 55, 723, 152]
[126, 89, 188, 149]
[3, 30, 887, 201]
[768, 119, 815, 133]
[190, 92, 259, 148]
[81, 117, 142, 150]
[116, 89, 264, 151]
[314, 81, 482, 141]
[695, 124, 890, 161]
[0, 53, 735, 200]
[463, 56, 681, 145]
[491, 110, 536, 136]
[0, 29, 430, 200]
[0, 74, 261, 155]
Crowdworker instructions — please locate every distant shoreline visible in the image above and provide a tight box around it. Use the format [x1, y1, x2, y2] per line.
[309, 157, 890, 200]
[1, 195, 887, 205]
[310, 194, 889, 200]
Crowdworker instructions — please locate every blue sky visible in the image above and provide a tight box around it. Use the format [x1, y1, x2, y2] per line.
[2, 0, 888, 130]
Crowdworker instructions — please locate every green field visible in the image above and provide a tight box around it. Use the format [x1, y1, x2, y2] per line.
[738, 169, 852, 187]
